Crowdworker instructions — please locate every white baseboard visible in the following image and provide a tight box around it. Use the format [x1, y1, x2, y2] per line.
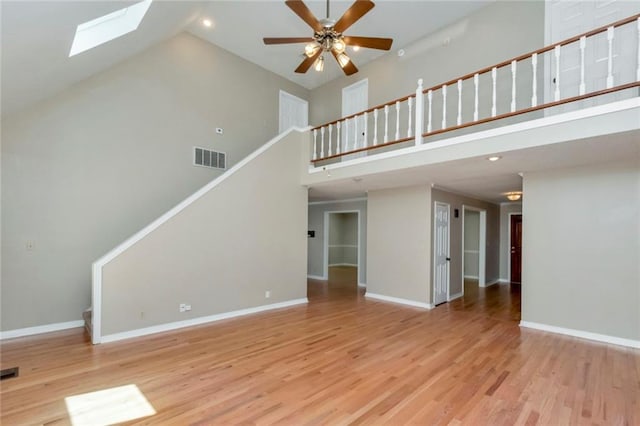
[498, 279, 511, 284]
[307, 274, 326, 281]
[463, 275, 479, 280]
[357, 283, 367, 288]
[520, 321, 640, 349]
[100, 298, 308, 344]
[328, 263, 358, 267]
[448, 292, 463, 301]
[0, 320, 84, 340]
[480, 279, 500, 288]
[366, 293, 433, 309]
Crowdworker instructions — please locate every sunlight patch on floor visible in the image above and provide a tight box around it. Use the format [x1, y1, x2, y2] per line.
[64, 384, 155, 425]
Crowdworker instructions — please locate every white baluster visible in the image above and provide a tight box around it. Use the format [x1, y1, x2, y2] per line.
[606, 26, 614, 88]
[312, 129, 318, 161]
[441, 84, 447, 129]
[510, 60, 517, 112]
[407, 97, 413, 138]
[353, 115, 358, 150]
[345, 118, 350, 152]
[414, 79, 424, 145]
[491, 67, 497, 117]
[579, 36, 586, 95]
[637, 17, 640, 81]
[336, 121, 341, 155]
[457, 79, 462, 125]
[554, 45, 561, 101]
[384, 105, 389, 143]
[373, 109, 379, 145]
[427, 90, 433, 133]
[474, 73, 479, 121]
[363, 112, 368, 148]
[320, 127, 325, 158]
[328, 124, 333, 157]
[531, 53, 538, 107]
[395, 101, 400, 141]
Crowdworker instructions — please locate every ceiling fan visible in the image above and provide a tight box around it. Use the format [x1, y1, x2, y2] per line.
[263, 0, 393, 76]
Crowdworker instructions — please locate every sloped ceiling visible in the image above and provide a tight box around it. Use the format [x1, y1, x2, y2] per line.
[1, 0, 493, 117]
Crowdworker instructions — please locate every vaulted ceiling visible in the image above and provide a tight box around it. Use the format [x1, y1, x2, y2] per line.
[1, 0, 493, 117]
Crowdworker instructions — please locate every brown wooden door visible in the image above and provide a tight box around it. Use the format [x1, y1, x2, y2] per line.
[510, 214, 522, 284]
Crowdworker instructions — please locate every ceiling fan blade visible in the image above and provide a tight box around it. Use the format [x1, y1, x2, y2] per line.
[330, 49, 358, 76]
[264, 37, 315, 45]
[285, 0, 323, 32]
[295, 49, 323, 73]
[343, 36, 393, 50]
[334, 0, 374, 33]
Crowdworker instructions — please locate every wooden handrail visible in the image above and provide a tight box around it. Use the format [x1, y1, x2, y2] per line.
[312, 81, 640, 163]
[311, 13, 639, 134]
[311, 94, 416, 131]
[428, 13, 640, 92]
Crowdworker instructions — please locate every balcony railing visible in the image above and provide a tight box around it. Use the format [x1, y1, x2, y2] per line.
[310, 14, 640, 165]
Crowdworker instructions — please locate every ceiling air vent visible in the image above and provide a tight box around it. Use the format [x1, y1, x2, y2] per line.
[194, 147, 226, 170]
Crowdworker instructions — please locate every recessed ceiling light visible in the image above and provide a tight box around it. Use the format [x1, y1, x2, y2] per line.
[202, 18, 213, 28]
[487, 156, 502, 162]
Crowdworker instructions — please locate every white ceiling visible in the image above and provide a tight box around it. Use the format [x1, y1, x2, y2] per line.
[1, 0, 493, 116]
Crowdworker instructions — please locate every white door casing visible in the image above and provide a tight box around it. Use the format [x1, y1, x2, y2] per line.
[433, 202, 450, 306]
[279, 90, 308, 134]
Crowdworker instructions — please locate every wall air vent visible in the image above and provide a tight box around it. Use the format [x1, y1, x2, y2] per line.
[194, 147, 226, 170]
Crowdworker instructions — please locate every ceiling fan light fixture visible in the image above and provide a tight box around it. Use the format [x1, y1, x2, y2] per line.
[315, 55, 325, 72]
[352, 45, 360, 52]
[333, 38, 346, 53]
[304, 42, 320, 57]
[337, 52, 351, 68]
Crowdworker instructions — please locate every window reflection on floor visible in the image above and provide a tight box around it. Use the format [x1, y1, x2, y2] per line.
[65, 384, 155, 426]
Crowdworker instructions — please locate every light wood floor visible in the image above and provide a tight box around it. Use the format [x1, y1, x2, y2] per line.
[1, 266, 638, 425]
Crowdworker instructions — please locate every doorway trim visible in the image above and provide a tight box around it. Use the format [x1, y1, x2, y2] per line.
[461, 205, 487, 289]
[323, 210, 362, 285]
[507, 211, 522, 283]
[279, 90, 308, 134]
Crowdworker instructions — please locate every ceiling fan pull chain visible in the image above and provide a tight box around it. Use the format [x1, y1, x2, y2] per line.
[326, 0, 330, 20]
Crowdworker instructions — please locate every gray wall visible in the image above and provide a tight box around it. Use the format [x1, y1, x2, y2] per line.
[522, 160, 639, 341]
[101, 130, 308, 336]
[463, 209, 480, 279]
[499, 202, 522, 280]
[309, 0, 545, 126]
[1, 32, 309, 331]
[431, 189, 500, 296]
[367, 185, 432, 303]
[307, 199, 367, 284]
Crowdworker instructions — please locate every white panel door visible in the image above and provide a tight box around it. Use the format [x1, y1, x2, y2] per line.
[545, 0, 640, 111]
[341, 79, 368, 160]
[433, 202, 450, 306]
[279, 90, 308, 134]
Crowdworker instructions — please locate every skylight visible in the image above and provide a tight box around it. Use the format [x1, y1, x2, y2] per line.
[69, 0, 153, 57]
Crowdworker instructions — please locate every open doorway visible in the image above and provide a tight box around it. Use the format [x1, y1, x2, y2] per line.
[462, 205, 487, 296]
[324, 211, 360, 289]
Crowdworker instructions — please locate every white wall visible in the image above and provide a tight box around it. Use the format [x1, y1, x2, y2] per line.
[1, 33, 309, 331]
[522, 160, 639, 341]
[463, 209, 480, 279]
[367, 185, 431, 304]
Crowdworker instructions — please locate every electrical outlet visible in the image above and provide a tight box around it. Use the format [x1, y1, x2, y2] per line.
[265, 290, 271, 299]
[184, 304, 191, 312]
[179, 303, 186, 313]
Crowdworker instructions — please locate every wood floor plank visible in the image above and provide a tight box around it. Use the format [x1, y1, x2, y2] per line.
[1, 269, 638, 425]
